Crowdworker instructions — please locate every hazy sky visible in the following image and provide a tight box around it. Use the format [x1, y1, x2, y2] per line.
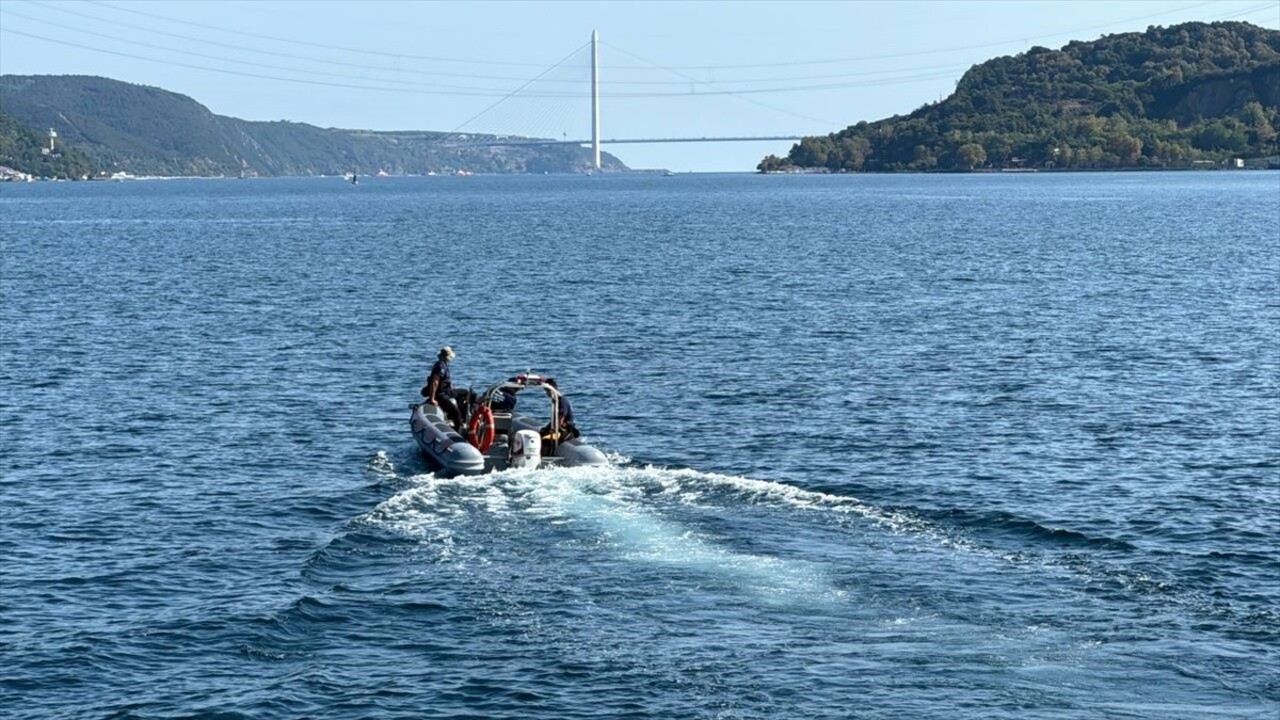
[1, 0, 1277, 172]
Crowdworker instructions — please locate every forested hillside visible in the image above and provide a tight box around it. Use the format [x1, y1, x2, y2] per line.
[761, 21, 1280, 172]
[0, 111, 96, 179]
[0, 75, 627, 177]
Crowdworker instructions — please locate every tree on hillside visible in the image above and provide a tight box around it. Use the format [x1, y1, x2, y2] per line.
[1241, 100, 1277, 146]
[757, 154, 792, 172]
[838, 136, 872, 171]
[957, 143, 987, 169]
[912, 144, 937, 169]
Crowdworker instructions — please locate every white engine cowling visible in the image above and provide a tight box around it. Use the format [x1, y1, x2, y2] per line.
[508, 429, 542, 470]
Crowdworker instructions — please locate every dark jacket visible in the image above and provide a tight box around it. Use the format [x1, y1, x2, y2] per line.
[425, 359, 452, 403]
[558, 394, 575, 426]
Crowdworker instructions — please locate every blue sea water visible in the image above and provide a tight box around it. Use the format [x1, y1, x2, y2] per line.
[1, 171, 1277, 719]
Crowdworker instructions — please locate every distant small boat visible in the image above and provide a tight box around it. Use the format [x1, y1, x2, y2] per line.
[663, 170, 675, 177]
[346, 171, 359, 184]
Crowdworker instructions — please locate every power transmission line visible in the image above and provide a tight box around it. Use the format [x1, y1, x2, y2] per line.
[0, 7, 537, 93]
[82, 0, 561, 68]
[0, 21, 972, 100]
[1217, 1, 1280, 20]
[603, 43, 836, 128]
[62, 0, 1270, 73]
[8, 0, 978, 87]
[5, 1, 1272, 103]
[22, 0, 556, 84]
[604, 0, 1237, 69]
[0, 27, 557, 97]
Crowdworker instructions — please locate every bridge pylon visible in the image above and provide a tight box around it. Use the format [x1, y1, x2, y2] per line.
[591, 30, 601, 170]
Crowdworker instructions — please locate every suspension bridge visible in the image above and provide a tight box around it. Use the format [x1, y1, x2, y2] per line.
[417, 31, 809, 169]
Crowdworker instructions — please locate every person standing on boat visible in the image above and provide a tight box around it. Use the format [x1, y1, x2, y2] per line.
[423, 346, 463, 429]
[542, 378, 580, 442]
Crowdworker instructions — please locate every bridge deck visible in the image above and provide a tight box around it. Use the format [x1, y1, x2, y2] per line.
[352, 133, 805, 146]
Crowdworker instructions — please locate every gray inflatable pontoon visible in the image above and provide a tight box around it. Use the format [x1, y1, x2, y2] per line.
[409, 401, 487, 475]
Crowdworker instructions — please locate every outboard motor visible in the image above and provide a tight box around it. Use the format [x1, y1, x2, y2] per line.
[508, 429, 542, 470]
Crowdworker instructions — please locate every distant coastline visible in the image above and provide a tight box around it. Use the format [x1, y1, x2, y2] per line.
[0, 168, 685, 182]
[0, 75, 631, 180]
[758, 157, 1280, 174]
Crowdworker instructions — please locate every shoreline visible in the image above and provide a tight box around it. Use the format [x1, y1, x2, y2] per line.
[759, 164, 1280, 175]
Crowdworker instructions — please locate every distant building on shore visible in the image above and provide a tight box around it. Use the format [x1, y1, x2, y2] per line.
[0, 165, 35, 182]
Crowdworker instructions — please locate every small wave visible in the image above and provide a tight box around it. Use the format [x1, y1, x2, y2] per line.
[364, 450, 398, 483]
[921, 507, 1138, 552]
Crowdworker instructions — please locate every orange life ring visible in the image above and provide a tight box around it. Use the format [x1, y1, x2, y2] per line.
[467, 405, 495, 452]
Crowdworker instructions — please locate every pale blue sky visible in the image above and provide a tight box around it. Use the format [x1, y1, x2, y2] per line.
[1, 0, 1276, 171]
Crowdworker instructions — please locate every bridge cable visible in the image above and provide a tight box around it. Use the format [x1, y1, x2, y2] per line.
[449, 42, 590, 134]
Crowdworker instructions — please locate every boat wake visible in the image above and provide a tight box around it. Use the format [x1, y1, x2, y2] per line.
[342, 450, 1280, 710]
[360, 448, 1279, 638]
[366, 449, 955, 541]
[359, 451, 981, 604]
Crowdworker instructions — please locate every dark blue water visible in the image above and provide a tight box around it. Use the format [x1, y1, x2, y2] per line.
[2, 172, 1277, 719]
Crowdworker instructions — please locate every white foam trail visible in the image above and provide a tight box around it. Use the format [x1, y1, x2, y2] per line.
[509, 468, 840, 599]
[362, 456, 1193, 624]
[360, 463, 873, 601]
[540, 464, 973, 551]
[362, 460, 973, 558]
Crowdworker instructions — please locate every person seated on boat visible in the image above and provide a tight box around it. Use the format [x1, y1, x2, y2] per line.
[491, 386, 518, 413]
[421, 345, 463, 430]
[540, 378, 580, 443]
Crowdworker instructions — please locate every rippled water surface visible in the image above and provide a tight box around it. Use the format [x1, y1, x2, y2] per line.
[2, 172, 1278, 719]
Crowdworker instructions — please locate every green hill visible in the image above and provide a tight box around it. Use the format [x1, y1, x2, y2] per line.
[0, 75, 628, 177]
[760, 21, 1280, 172]
[0, 110, 97, 179]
